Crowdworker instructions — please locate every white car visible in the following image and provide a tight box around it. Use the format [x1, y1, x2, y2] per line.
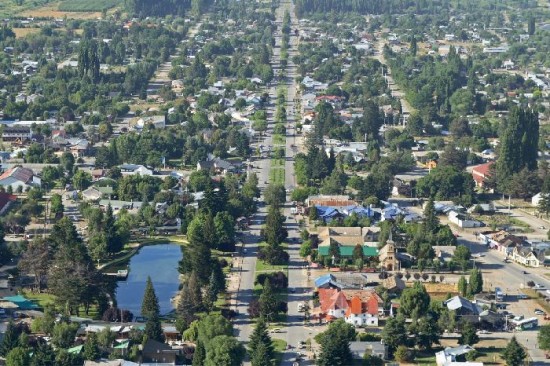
[535, 283, 545, 289]
[535, 309, 546, 315]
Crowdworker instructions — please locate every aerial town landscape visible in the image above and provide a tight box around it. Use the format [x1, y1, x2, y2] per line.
[0, 0, 549, 365]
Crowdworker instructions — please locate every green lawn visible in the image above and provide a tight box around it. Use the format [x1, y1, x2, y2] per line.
[269, 168, 285, 185]
[22, 290, 55, 308]
[256, 258, 288, 273]
[271, 159, 284, 167]
[272, 338, 288, 365]
[22, 290, 101, 319]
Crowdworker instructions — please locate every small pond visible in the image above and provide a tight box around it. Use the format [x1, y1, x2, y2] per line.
[115, 244, 182, 316]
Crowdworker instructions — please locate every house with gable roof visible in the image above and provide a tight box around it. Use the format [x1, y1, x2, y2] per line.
[313, 287, 382, 326]
[0, 166, 41, 191]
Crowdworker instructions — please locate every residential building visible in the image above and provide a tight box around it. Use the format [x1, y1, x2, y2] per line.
[141, 339, 179, 364]
[435, 345, 479, 366]
[532, 192, 547, 207]
[448, 210, 484, 228]
[349, 341, 388, 360]
[444, 296, 480, 316]
[511, 246, 548, 267]
[2, 126, 32, 142]
[196, 158, 235, 175]
[0, 166, 41, 191]
[471, 162, 494, 190]
[314, 288, 382, 326]
[119, 164, 154, 176]
[306, 195, 356, 208]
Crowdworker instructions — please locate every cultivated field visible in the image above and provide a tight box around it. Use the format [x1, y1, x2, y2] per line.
[21, 1, 119, 19]
[58, 0, 119, 12]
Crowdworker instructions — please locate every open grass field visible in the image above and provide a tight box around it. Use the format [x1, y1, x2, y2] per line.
[269, 167, 285, 185]
[58, 0, 119, 12]
[12, 28, 41, 38]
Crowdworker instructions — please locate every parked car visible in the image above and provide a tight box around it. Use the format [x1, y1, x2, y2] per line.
[477, 330, 490, 334]
[535, 283, 545, 289]
[535, 309, 546, 315]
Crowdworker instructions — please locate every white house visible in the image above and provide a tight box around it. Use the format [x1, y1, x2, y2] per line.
[448, 210, 484, 228]
[119, 164, 154, 176]
[532, 192, 547, 207]
[436, 345, 479, 366]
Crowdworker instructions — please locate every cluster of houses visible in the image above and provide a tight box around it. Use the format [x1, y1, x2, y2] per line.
[306, 194, 421, 224]
[310, 271, 512, 365]
[478, 231, 550, 268]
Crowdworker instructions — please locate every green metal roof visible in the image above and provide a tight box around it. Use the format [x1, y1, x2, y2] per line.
[318, 245, 378, 257]
[67, 345, 83, 354]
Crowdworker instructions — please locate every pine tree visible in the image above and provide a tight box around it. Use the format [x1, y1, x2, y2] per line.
[0, 321, 20, 356]
[249, 318, 274, 363]
[502, 337, 526, 366]
[192, 340, 206, 366]
[141, 276, 160, 318]
[144, 313, 164, 342]
[188, 271, 203, 312]
[496, 107, 539, 193]
[30, 343, 56, 366]
[259, 280, 278, 321]
[251, 341, 274, 366]
[423, 198, 439, 235]
[83, 333, 100, 360]
[177, 283, 196, 326]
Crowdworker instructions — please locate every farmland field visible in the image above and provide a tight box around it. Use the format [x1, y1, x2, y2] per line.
[21, 1, 117, 19]
[58, 0, 120, 12]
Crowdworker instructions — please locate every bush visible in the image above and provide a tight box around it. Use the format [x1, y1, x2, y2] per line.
[394, 345, 413, 362]
[255, 271, 288, 290]
[465, 349, 479, 361]
[356, 332, 381, 342]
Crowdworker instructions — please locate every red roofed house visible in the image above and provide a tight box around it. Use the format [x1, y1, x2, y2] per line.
[471, 162, 494, 190]
[315, 288, 381, 327]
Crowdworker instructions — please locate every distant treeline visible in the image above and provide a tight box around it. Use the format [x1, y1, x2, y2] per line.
[295, 0, 440, 16]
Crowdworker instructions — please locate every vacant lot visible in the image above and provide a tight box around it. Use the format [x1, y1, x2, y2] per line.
[12, 28, 41, 38]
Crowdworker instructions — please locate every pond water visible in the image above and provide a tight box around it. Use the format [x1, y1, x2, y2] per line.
[115, 244, 182, 316]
